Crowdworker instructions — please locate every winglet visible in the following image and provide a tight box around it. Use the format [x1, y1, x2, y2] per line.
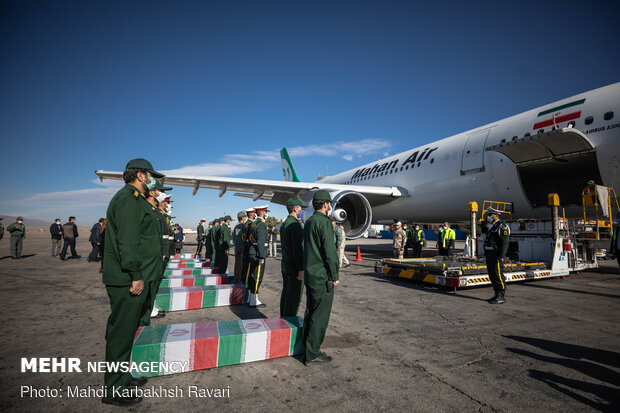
[280, 147, 301, 182]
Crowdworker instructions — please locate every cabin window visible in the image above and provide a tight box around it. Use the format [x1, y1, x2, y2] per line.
[584, 116, 593, 125]
[604, 111, 613, 121]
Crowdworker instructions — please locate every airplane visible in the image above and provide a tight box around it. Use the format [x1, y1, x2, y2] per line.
[96, 82, 620, 239]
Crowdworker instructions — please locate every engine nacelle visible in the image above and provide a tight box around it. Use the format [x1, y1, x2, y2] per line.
[302, 190, 372, 239]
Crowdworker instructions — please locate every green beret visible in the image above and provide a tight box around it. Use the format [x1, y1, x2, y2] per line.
[286, 196, 308, 208]
[313, 190, 332, 202]
[125, 158, 165, 178]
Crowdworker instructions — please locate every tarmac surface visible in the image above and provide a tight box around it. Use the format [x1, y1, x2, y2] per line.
[1, 232, 619, 412]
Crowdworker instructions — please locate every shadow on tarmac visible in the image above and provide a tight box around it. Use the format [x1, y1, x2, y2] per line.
[505, 335, 620, 411]
[0, 253, 37, 260]
[519, 282, 620, 300]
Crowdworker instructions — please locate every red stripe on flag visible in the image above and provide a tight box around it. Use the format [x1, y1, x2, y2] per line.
[182, 269, 191, 275]
[187, 290, 203, 309]
[533, 111, 581, 130]
[182, 278, 193, 287]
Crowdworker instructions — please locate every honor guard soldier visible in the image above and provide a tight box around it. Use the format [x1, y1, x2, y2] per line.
[248, 206, 269, 307]
[7, 216, 26, 259]
[101, 158, 165, 406]
[243, 207, 256, 284]
[303, 191, 340, 365]
[210, 218, 221, 268]
[218, 215, 232, 273]
[232, 211, 247, 284]
[484, 207, 510, 304]
[196, 219, 206, 256]
[280, 197, 307, 317]
[204, 221, 213, 262]
[150, 184, 172, 319]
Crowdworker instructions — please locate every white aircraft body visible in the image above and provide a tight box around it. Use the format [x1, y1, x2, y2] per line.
[96, 83, 620, 239]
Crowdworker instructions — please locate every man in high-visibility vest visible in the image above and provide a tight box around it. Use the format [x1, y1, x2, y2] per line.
[412, 224, 426, 258]
[438, 222, 455, 257]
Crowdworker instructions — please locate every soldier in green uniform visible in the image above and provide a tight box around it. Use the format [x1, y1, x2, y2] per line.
[7, 216, 26, 259]
[204, 221, 213, 262]
[243, 208, 256, 284]
[211, 219, 220, 269]
[196, 219, 206, 256]
[101, 158, 164, 407]
[0, 217, 4, 241]
[484, 207, 510, 304]
[149, 186, 172, 319]
[218, 215, 232, 273]
[280, 197, 307, 317]
[303, 190, 340, 365]
[248, 206, 269, 307]
[232, 211, 247, 284]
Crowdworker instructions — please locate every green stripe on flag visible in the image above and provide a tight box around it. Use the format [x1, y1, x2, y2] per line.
[537, 98, 585, 117]
[163, 269, 172, 276]
[202, 287, 217, 307]
[283, 316, 304, 355]
[155, 288, 173, 311]
[217, 321, 244, 366]
[131, 325, 171, 377]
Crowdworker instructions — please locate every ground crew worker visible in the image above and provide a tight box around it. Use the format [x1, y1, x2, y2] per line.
[139, 180, 165, 325]
[280, 197, 307, 317]
[196, 219, 206, 256]
[438, 222, 455, 257]
[337, 223, 349, 268]
[391, 221, 406, 259]
[243, 208, 256, 284]
[610, 214, 620, 268]
[303, 190, 339, 365]
[218, 215, 232, 273]
[248, 206, 269, 307]
[7, 216, 26, 259]
[412, 224, 426, 258]
[232, 211, 247, 284]
[102, 158, 164, 407]
[211, 219, 220, 269]
[484, 207, 510, 304]
[204, 221, 213, 262]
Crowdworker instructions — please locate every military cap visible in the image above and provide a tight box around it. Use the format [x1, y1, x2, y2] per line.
[69, 216, 76, 220]
[200, 218, 206, 222]
[152, 180, 165, 190]
[224, 215, 232, 221]
[125, 158, 165, 178]
[237, 211, 247, 220]
[313, 190, 332, 202]
[487, 207, 502, 215]
[17, 216, 23, 220]
[245, 207, 255, 213]
[254, 205, 270, 212]
[286, 196, 308, 208]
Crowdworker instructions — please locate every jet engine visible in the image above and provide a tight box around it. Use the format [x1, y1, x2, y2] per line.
[302, 190, 372, 239]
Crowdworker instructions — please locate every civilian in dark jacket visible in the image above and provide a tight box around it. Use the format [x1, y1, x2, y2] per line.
[88, 218, 104, 262]
[60, 216, 81, 260]
[50, 218, 63, 256]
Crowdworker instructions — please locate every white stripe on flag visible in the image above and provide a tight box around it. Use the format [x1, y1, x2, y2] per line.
[164, 323, 194, 375]
[241, 320, 268, 362]
[170, 288, 189, 311]
[215, 286, 231, 307]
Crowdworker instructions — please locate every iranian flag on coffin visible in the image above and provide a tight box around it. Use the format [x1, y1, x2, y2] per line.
[167, 261, 210, 269]
[155, 285, 248, 311]
[131, 317, 304, 377]
[160, 274, 234, 288]
[173, 253, 202, 259]
[532, 98, 585, 130]
[168, 258, 210, 264]
[164, 268, 218, 277]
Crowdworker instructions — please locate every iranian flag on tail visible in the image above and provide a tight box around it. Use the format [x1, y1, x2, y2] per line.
[131, 317, 304, 376]
[163, 268, 217, 277]
[532, 98, 585, 130]
[155, 284, 248, 311]
[160, 274, 234, 288]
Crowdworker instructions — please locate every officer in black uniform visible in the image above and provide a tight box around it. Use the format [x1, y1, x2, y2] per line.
[484, 207, 510, 304]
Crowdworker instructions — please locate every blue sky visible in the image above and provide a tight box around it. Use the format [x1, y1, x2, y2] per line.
[1, 0, 618, 227]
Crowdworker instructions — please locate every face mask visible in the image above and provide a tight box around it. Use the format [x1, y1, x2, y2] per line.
[487, 216, 494, 224]
[146, 177, 157, 190]
[264, 213, 269, 219]
[415, 227, 419, 231]
[55, 221, 60, 224]
[17, 220, 23, 224]
[156, 192, 168, 203]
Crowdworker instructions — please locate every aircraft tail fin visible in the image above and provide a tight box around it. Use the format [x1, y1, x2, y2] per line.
[280, 147, 301, 182]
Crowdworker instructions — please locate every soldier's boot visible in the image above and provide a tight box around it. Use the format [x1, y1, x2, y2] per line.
[487, 289, 499, 302]
[490, 291, 506, 304]
[248, 293, 266, 308]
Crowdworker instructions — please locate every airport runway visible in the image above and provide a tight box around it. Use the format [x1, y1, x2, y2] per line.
[1, 232, 619, 412]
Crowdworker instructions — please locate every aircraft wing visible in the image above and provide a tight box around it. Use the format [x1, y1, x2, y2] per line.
[94, 170, 408, 205]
